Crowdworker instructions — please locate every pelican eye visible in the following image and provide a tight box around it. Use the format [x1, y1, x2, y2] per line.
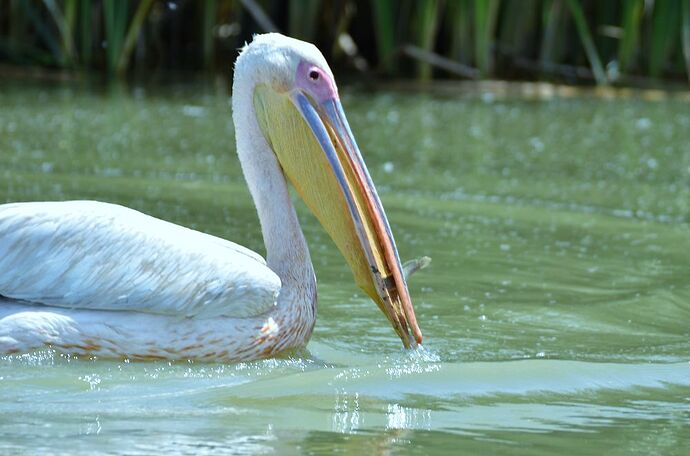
[309, 70, 320, 81]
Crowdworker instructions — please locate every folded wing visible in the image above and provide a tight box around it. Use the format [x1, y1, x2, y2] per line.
[0, 201, 280, 319]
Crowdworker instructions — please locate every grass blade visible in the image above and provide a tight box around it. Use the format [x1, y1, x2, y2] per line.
[498, 0, 537, 58]
[288, 0, 320, 41]
[618, 0, 644, 73]
[8, 0, 28, 58]
[43, 0, 76, 66]
[649, 0, 681, 78]
[474, 0, 499, 77]
[64, 0, 78, 64]
[80, 0, 93, 67]
[238, 0, 279, 33]
[682, 0, 690, 83]
[448, 0, 473, 65]
[593, 0, 617, 63]
[540, 0, 568, 67]
[104, 0, 129, 73]
[371, 0, 397, 73]
[116, 0, 155, 75]
[564, 0, 607, 84]
[402, 44, 479, 78]
[416, 0, 442, 81]
[20, 0, 62, 64]
[203, 0, 217, 69]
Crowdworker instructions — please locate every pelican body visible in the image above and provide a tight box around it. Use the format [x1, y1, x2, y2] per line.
[0, 34, 421, 361]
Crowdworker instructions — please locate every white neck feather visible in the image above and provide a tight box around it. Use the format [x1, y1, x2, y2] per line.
[232, 62, 316, 319]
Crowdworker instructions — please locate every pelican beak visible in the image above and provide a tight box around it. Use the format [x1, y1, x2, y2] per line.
[253, 86, 422, 348]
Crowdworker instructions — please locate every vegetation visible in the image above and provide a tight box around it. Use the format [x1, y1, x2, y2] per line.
[1, 0, 689, 86]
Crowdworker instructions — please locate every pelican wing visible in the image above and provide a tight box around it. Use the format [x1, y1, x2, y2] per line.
[0, 201, 280, 319]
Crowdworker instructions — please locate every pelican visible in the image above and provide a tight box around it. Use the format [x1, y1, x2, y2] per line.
[0, 33, 422, 361]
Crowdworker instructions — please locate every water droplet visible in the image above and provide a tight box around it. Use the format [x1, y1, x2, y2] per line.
[529, 137, 545, 152]
[636, 117, 652, 130]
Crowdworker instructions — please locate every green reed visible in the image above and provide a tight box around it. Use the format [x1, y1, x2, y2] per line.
[473, 0, 499, 77]
[103, 0, 127, 73]
[564, 0, 606, 84]
[415, 0, 441, 81]
[116, 0, 154, 74]
[288, 0, 320, 42]
[202, 0, 217, 69]
[447, 0, 473, 66]
[618, 0, 643, 74]
[649, 0, 681, 78]
[1, 0, 688, 86]
[371, 0, 397, 73]
[681, 1, 690, 82]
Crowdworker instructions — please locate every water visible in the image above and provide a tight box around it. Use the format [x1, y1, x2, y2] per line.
[1, 81, 690, 454]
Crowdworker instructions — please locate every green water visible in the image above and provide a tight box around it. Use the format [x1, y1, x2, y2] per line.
[1, 81, 690, 454]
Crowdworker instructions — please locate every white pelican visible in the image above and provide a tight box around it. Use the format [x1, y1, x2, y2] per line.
[0, 33, 422, 361]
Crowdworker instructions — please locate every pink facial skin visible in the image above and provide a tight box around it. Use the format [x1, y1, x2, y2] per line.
[295, 60, 339, 103]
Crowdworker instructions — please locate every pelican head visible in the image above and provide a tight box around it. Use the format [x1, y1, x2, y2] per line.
[233, 33, 422, 347]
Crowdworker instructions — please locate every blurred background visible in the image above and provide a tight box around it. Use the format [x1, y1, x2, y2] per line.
[1, 0, 689, 87]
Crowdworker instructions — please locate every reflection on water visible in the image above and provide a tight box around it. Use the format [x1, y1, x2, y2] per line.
[2, 348, 690, 453]
[1, 81, 690, 454]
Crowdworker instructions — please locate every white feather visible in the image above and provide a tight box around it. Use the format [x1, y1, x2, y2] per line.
[0, 201, 281, 319]
[0, 33, 324, 360]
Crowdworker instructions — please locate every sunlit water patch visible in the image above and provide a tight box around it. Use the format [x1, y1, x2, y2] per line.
[1, 81, 690, 454]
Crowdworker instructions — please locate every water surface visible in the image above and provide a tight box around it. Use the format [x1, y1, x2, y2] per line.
[1, 81, 689, 454]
